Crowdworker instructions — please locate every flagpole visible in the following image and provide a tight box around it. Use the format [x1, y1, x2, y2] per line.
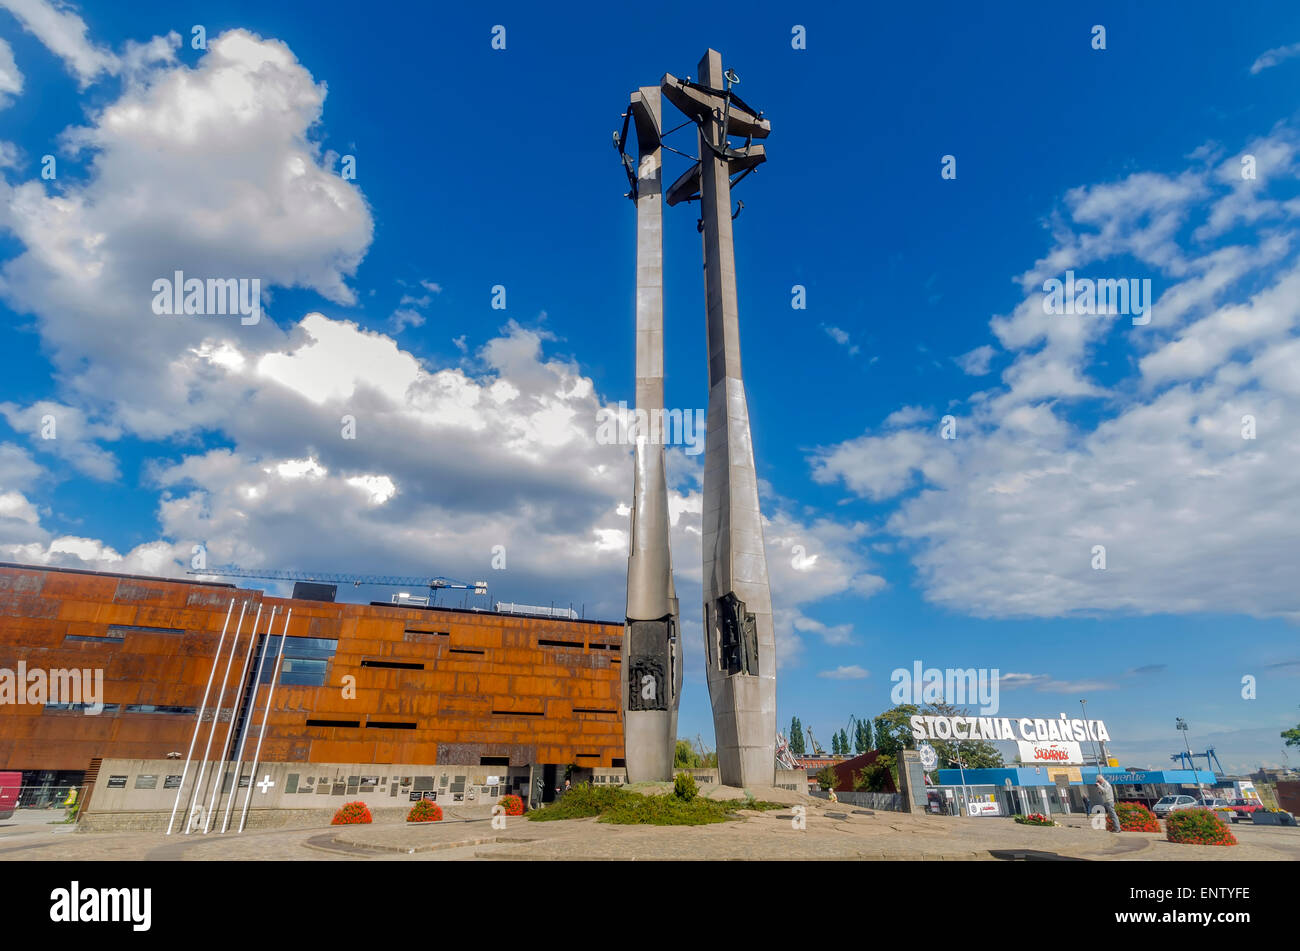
[221, 606, 277, 833]
[185, 599, 247, 833]
[238, 608, 292, 833]
[166, 598, 233, 835]
[203, 602, 262, 832]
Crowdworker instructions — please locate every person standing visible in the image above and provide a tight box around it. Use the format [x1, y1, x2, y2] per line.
[1094, 774, 1121, 833]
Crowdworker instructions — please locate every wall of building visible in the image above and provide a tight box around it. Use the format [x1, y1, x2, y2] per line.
[0, 564, 625, 773]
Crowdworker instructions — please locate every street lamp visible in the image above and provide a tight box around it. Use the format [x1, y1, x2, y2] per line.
[1080, 699, 1103, 769]
[1176, 717, 1202, 799]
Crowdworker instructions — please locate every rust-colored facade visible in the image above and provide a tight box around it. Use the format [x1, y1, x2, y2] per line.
[0, 563, 625, 774]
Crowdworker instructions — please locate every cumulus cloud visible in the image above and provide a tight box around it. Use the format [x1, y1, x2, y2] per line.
[811, 123, 1300, 621]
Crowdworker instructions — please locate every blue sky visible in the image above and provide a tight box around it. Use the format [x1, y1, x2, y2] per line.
[1, 1, 1298, 772]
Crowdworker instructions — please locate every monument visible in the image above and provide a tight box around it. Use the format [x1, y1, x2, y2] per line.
[617, 86, 683, 782]
[617, 50, 775, 788]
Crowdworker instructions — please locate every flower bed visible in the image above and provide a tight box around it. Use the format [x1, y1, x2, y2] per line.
[1165, 807, 1237, 846]
[331, 801, 372, 825]
[406, 799, 443, 822]
[1109, 801, 1161, 832]
[498, 794, 524, 817]
[1014, 813, 1056, 826]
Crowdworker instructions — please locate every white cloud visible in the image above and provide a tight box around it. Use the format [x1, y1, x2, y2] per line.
[955, 344, 995, 376]
[811, 124, 1300, 621]
[0, 0, 118, 85]
[0, 36, 22, 106]
[822, 323, 860, 355]
[818, 665, 869, 680]
[1250, 41, 1300, 74]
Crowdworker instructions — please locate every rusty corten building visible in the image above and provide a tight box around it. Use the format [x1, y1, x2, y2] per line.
[0, 563, 626, 783]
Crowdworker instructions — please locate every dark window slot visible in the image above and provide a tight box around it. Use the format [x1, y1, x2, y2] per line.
[448, 647, 485, 655]
[106, 624, 186, 637]
[360, 659, 425, 670]
[64, 634, 124, 643]
[573, 708, 617, 715]
[479, 756, 510, 766]
[305, 718, 360, 728]
[404, 629, 449, 636]
[575, 753, 601, 759]
[537, 639, 584, 649]
[366, 720, 417, 730]
[491, 710, 544, 717]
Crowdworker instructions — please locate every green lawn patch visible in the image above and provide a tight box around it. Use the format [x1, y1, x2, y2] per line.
[527, 784, 785, 825]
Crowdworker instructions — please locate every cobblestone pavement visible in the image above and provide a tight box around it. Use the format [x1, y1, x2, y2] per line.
[1, 801, 1296, 861]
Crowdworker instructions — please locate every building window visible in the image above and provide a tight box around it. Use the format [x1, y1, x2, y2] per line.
[253, 636, 338, 686]
[360, 659, 425, 670]
[305, 718, 360, 728]
[106, 624, 186, 637]
[64, 633, 124, 644]
[44, 702, 120, 714]
[123, 704, 196, 715]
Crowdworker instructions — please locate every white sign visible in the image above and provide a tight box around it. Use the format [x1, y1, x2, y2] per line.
[967, 801, 1001, 816]
[486, 776, 501, 785]
[910, 714, 1109, 744]
[1017, 740, 1084, 765]
[918, 743, 938, 770]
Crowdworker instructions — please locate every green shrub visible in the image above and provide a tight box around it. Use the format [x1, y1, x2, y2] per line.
[815, 765, 838, 791]
[1165, 808, 1237, 846]
[674, 771, 698, 801]
[853, 753, 896, 792]
[527, 784, 782, 826]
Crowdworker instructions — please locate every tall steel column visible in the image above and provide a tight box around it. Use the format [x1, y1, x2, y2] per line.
[619, 86, 682, 782]
[662, 49, 775, 787]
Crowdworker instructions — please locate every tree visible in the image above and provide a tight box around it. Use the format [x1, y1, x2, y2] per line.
[923, 702, 1005, 770]
[872, 704, 921, 756]
[815, 765, 839, 791]
[854, 753, 896, 792]
[830, 731, 841, 755]
[674, 739, 701, 769]
[789, 716, 806, 755]
[854, 718, 872, 753]
[1283, 707, 1300, 749]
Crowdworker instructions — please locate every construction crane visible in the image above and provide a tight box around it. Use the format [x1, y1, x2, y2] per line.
[695, 733, 712, 762]
[843, 715, 864, 756]
[1169, 748, 1226, 776]
[805, 725, 825, 757]
[189, 565, 488, 597]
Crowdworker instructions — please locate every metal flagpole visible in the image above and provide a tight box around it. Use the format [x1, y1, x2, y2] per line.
[185, 599, 247, 834]
[220, 606, 277, 833]
[203, 602, 262, 832]
[238, 608, 292, 833]
[166, 598, 234, 836]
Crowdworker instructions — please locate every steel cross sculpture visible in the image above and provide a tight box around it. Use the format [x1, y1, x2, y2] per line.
[617, 49, 774, 788]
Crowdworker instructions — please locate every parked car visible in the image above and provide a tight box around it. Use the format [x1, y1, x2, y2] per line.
[0, 772, 20, 821]
[1153, 794, 1199, 818]
[1199, 797, 1241, 822]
